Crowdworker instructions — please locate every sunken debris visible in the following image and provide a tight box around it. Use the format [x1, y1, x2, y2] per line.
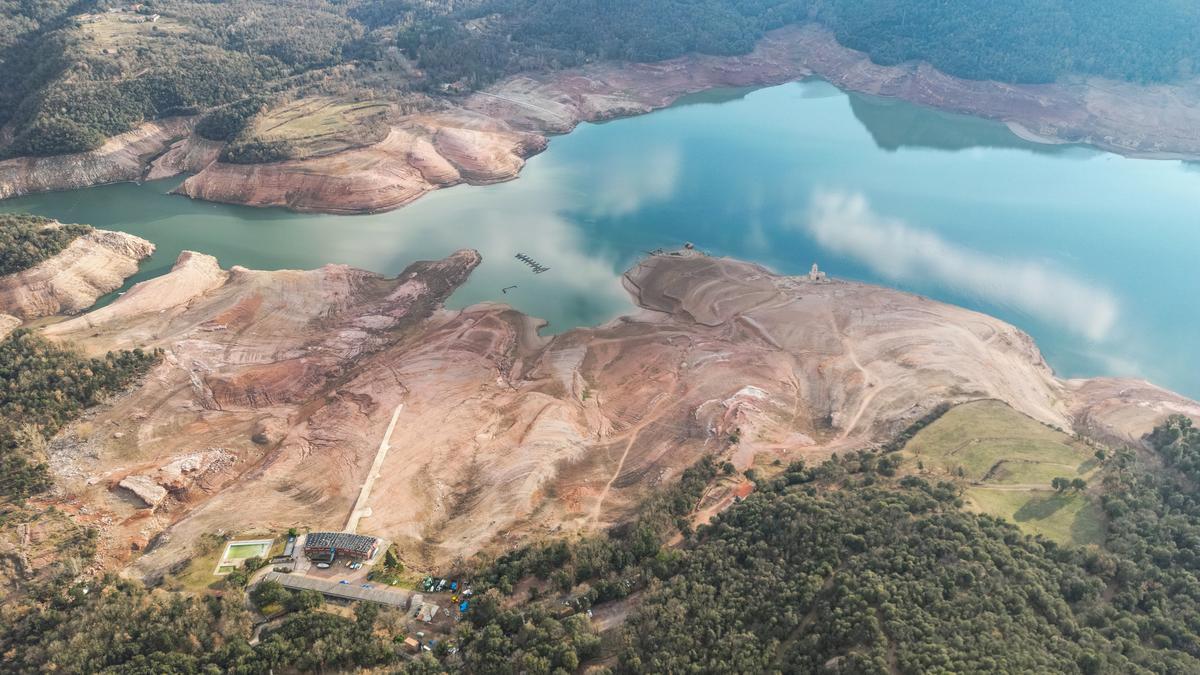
[515, 253, 550, 274]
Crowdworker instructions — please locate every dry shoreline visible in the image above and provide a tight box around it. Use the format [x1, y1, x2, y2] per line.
[22, 247, 1198, 580]
[4, 25, 1200, 213]
[0, 228, 154, 322]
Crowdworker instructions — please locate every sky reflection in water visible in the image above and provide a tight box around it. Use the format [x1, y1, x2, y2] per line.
[3, 80, 1199, 397]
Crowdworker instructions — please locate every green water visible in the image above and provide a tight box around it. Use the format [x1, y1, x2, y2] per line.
[3, 80, 1198, 398]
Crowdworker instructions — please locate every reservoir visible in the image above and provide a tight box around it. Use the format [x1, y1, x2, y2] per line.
[3, 81, 1198, 399]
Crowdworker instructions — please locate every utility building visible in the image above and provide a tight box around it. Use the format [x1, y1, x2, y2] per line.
[262, 572, 409, 608]
[303, 532, 379, 562]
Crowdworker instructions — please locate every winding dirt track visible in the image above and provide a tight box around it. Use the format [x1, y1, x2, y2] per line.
[831, 312, 879, 442]
[587, 392, 675, 528]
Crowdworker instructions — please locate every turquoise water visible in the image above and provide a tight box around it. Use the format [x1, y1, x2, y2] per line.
[3, 81, 1198, 398]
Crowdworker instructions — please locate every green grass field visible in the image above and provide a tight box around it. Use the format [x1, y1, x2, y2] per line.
[967, 488, 1105, 546]
[901, 400, 1104, 546]
[78, 12, 189, 55]
[242, 97, 392, 159]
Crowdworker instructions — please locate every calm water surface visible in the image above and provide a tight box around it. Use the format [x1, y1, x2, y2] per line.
[4, 81, 1198, 398]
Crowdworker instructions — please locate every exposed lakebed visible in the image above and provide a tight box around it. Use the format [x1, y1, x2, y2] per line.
[4, 81, 1198, 398]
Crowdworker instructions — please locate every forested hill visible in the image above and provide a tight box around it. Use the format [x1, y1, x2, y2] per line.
[3, 0, 1200, 158]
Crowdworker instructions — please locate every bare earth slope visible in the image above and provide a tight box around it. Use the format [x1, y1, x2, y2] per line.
[0, 228, 153, 320]
[175, 118, 547, 214]
[0, 118, 194, 200]
[37, 250, 1199, 580]
[0, 313, 18, 339]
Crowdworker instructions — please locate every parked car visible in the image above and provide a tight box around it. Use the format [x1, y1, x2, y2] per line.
[316, 562, 330, 569]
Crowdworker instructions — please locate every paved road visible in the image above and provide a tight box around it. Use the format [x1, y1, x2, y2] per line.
[345, 403, 403, 533]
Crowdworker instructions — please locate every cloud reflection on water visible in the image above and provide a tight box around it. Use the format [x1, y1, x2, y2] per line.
[379, 159, 643, 333]
[803, 190, 1120, 342]
[586, 145, 682, 218]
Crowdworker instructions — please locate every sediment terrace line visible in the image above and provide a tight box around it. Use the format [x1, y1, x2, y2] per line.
[587, 392, 672, 528]
[345, 403, 404, 533]
[471, 90, 572, 123]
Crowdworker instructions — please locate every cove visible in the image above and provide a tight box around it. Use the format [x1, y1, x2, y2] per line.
[3, 80, 1198, 399]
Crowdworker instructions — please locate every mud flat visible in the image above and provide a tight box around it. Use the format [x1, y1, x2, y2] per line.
[0, 228, 154, 320]
[32, 248, 1197, 580]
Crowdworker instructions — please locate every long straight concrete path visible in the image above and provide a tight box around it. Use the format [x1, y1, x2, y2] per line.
[345, 403, 403, 533]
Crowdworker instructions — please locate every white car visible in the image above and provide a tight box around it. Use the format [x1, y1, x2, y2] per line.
[316, 562, 331, 569]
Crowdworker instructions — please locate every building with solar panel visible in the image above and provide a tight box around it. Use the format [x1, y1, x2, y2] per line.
[302, 532, 379, 562]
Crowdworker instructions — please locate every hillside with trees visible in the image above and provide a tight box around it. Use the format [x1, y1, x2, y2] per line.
[0, 214, 92, 276]
[0, 330, 159, 502]
[4, 1, 1200, 158]
[4, 413, 1200, 672]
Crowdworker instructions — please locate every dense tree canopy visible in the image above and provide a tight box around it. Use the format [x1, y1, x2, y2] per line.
[0, 576, 396, 674]
[4, 0, 1200, 157]
[455, 415, 1200, 673]
[613, 424, 1200, 673]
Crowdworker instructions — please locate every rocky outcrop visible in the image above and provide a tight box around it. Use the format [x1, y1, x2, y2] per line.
[118, 475, 169, 510]
[0, 117, 194, 199]
[175, 115, 547, 214]
[37, 250, 1195, 579]
[117, 450, 236, 510]
[154, 450, 235, 491]
[145, 135, 222, 181]
[0, 314, 18, 340]
[0, 229, 154, 320]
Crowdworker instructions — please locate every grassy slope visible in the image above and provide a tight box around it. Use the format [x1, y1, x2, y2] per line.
[77, 12, 190, 54]
[237, 97, 392, 159]
[901, 399, 1104, 546]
